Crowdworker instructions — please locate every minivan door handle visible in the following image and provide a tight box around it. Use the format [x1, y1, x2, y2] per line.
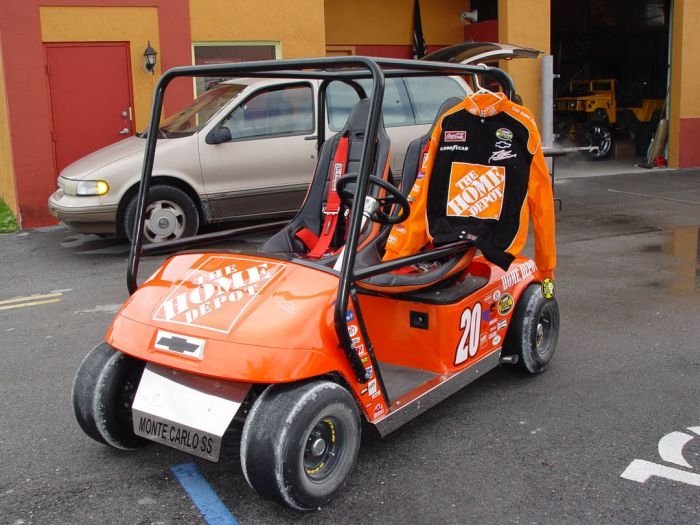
[304, 135, 318, 141]
[118, 127, 130, 135]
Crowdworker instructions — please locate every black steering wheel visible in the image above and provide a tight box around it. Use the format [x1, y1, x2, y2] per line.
[336, 174, 410, 225]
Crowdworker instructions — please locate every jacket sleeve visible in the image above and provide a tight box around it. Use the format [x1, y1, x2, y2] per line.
[527, 142, 557, 279]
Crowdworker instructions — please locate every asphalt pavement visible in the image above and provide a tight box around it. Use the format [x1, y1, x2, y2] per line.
[0, 169, 698, 524]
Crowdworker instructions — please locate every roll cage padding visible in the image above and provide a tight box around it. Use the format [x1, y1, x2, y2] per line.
[260, 99, 392, 257]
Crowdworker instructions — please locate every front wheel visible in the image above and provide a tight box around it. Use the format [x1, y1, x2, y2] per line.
[580, 121, 613, 160]
[72, 342, 148, 449]
[502, 284, 560, 374]
[124, 185, 200, 243]
[240, 381, 361, 510]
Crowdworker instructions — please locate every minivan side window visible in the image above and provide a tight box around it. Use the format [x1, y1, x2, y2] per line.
[221, 84, 314, 140]
[327, 78, 414, 132]
[403, 77, 466, 124]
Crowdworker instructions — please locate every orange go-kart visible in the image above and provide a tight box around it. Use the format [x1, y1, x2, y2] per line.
[72, 57, 560, 510]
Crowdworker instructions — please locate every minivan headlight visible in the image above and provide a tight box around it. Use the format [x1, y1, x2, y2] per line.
[76, 180, 110, 196]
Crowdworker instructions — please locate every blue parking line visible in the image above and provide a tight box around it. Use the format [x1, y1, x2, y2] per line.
[171, 462, 238, 525]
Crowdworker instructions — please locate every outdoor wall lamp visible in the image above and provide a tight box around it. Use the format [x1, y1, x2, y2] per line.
[144, 42, 157, 74]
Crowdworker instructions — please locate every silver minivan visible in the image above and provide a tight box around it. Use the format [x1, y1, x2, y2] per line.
[48, 75, 469, 242]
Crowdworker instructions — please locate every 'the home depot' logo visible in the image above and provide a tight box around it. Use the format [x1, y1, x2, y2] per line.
[446, 162, 506, 220]
[153, 255, 284, 333]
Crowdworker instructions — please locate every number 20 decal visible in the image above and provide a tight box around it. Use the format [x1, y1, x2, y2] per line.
[455, 303, 482, 365]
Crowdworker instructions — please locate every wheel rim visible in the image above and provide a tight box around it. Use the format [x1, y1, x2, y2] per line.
[143, 199, 186, 242]
[586, 125, 612, 158]
[535, 306, 554, 355]
[303, 417, 343, 482]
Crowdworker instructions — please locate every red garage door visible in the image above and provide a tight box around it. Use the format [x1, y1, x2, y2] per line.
[45, 42, 134, 173]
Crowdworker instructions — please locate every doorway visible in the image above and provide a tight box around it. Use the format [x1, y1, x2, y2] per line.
[45, 42, 134, 173]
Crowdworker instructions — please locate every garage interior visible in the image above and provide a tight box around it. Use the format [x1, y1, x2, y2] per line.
[550, 0, 671, 177]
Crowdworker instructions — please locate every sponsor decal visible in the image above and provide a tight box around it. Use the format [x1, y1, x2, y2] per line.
[416, 170, 426, 180]
[492, 335, 502, 345]
[365, 366, 373, 379]
[345, 311, 354, 322]
[497, 319, 508, 330]
[354, 344, 366, 356]
[439, 144, 470, 152]
[331, 162, 343, 190]
[368, 379, 377, 397]
[360, 355, 370, 364]
[348, 324, 358, 337]
[480, 333, 488, 346]
[446, 163, 506, 220]
[154, 330, 205, 360]
[501, 260, 537, 290]
[542, 278, 556, 299]
[421, 151, 429, 169]
[488, 149, 517, 163]
[496, 128, 513, 141]
[497, 294, 514, 315]
[481, 309, 492, 322]
[373, 403, 385, 417]
[361, 387, 368, 396]
[493, 289, 502, 301]
[444, 130, 467, 142]
[153, 256, 283, 333]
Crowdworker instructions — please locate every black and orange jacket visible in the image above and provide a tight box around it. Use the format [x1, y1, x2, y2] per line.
[383, 92, 556, 278]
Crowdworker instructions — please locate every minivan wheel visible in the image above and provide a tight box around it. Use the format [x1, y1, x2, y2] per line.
[124, 185, 199, 243]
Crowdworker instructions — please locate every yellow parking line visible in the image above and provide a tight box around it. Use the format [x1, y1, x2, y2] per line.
[0, 298, 62, 311]
[0, 292, 63, 306]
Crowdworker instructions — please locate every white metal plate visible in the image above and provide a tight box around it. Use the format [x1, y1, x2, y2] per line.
[132, 364, 249, 462]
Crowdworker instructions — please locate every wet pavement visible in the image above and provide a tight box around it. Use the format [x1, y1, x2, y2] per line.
[0, 169, 698, 524]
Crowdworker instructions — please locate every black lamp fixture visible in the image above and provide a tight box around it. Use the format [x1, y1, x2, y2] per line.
[144, 41, 157, 74]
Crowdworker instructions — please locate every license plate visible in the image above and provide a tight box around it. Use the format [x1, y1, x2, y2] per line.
[132, 364, 249, 462]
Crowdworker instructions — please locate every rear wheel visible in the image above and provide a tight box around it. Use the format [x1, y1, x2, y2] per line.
[502, 284, 560, 374]
[240, 381, 361, 510]
[124, 185, 199, 243]
[72, 342, 148, 449]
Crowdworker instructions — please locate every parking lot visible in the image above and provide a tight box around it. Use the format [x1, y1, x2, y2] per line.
[0, 170, 698, 524]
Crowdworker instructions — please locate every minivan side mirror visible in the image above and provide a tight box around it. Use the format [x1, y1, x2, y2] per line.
[205, 127, 232, 145]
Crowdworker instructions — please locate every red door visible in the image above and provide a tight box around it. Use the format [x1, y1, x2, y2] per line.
[45, 43, 134, 173]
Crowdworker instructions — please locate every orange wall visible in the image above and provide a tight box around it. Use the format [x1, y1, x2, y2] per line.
[325, 0, 466, 47]
[189, 0, 326, 58]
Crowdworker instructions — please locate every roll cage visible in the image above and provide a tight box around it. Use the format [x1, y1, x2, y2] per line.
[127, 56, 515, 382]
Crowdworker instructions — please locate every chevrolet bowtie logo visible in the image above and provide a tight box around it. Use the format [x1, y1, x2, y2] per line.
[156, 335, 200, 354]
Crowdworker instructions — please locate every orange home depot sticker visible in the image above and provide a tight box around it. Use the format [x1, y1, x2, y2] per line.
[153, 256, 284, 333]
[446, 162, 506, 220]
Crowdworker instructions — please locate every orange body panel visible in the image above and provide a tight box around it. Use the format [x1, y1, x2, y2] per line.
[107, 251, 538, 424]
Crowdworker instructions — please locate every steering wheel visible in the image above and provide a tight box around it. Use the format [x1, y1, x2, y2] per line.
[336, 174, 410, 225]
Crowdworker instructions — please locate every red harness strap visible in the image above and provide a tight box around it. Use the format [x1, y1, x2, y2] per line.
[305, 134, 350, 258]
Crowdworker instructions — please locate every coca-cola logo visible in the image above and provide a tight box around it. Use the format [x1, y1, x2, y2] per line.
[444, 130, 467, 142]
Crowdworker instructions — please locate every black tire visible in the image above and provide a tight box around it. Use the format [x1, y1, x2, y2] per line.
[580, 121, 613, 160]
[502, 284, 560, 374]
[124, 185, 200, 243]
[72, 342, 148, 450]
[240, 381, 361, 510]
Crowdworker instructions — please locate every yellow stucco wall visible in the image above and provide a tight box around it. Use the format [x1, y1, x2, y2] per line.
[0, 43, 18, 215]
[325, 0, 465, 46]
[498, 0, 550, 126]
[669, 0, 700, 167]
[189, 0, 326, 58]
[39, 6, 161, 131]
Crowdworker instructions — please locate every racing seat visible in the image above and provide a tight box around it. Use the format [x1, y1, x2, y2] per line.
[355, 96, 483, 294]
[260, 99, 393, 259]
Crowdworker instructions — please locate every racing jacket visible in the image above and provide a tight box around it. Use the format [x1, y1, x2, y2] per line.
[383, 92, 556, 278]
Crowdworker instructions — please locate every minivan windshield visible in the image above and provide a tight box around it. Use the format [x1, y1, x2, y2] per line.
[157, 83, 246, 137]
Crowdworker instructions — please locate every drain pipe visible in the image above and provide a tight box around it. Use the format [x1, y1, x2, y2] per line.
[541, 54, 555, 172]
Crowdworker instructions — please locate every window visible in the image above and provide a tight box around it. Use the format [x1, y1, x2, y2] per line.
[220, 84, 314, 140]
[327, 77, 465, 131]
[404, 77, 466, 124]
[193, 44, 278, 96]
[159, 84, 246, 136]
